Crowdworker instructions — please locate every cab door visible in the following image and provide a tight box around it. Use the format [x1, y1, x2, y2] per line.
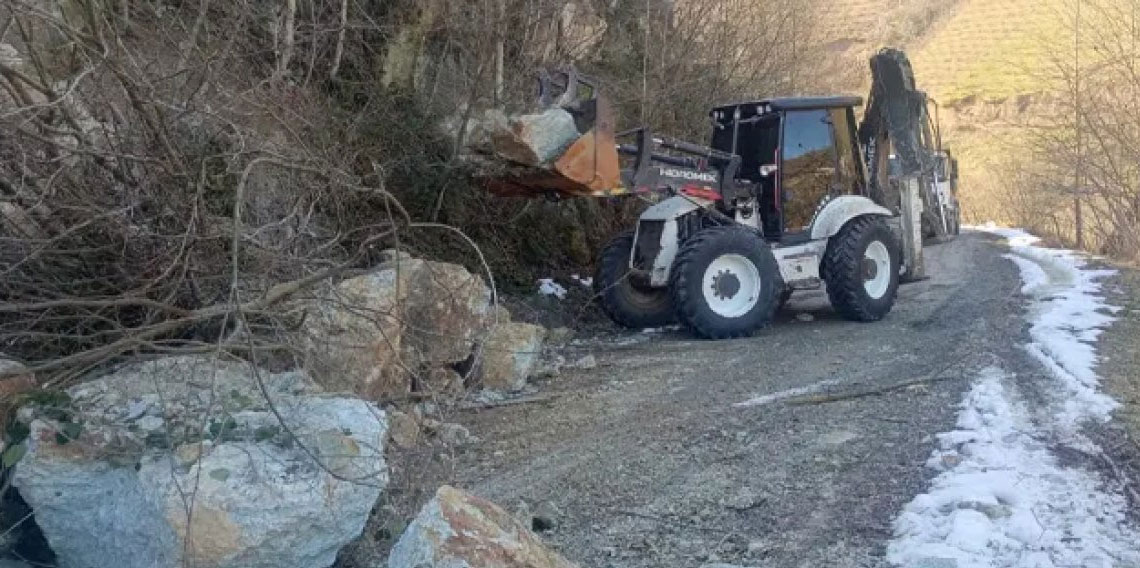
[779, 108, 865, 233]
[779, 109, 839, 232]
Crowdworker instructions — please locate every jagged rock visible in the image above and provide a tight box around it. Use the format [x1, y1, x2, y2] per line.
[304, 263, 420, 398]
[403, 261, 493, 366]
[487, 107, 580, 167]
[388, 485, 578, 568]
[388, 410, 421, 449]
[12, 355, 388, 568]
[478, 322, 546, 392]
[0, 357, 35, 400]
[303, 255, 494, 396]
[303, 255, 492, 398]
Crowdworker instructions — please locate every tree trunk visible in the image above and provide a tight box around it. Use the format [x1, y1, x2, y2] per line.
[275, 0, 297, 82]
[329, 0, 349, 79]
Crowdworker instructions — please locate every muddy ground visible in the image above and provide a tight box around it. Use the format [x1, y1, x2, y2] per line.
[358, 232, 1140, 568]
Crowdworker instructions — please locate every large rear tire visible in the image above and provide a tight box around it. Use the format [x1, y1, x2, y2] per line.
[822, 216, 901, 322]
[670, 226, 780, 339]
[595, 230, 675, 328]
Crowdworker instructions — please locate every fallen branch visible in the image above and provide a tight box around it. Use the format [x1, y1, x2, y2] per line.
[785, 357, 969, 406]
[458, 393, 558, 411]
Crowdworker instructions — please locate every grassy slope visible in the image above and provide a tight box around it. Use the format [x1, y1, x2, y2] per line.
[910, 0, 1066, 103]
[807, 0, 1085, 223]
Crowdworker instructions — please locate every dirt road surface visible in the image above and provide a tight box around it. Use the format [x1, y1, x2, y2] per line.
[383, 232, 1139, 568]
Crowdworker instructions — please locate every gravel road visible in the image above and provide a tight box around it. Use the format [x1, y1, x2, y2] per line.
[361, 231, 1140, 568]
[441, 232, 1077, 568]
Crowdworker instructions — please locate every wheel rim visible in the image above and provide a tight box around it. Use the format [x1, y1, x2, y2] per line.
[862, 240, 891, 299]
[702, 254, 761, 318]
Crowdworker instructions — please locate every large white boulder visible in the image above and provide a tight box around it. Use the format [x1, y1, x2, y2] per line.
[11, 355, 388, 568]
[388, 485, 579, 568]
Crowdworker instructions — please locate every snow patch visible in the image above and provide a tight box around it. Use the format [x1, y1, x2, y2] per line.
[537, 278, 567, 299]
[888, 368, 1140, 568]
[979, 225, 1119, 426]
[890, 226, 1137, 568]
[570, 274, 594, 288]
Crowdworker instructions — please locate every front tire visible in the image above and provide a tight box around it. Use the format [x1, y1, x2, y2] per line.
[822, 216, 901, 322]
[596, 230, 675, 328]
[670, 226, 780, 339]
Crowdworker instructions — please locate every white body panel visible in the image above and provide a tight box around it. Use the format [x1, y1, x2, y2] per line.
[632, 194, 897, 289]
[773, 241, 827, 288]
[636, 196, 714, 287]
[808, 195, 894, 240]
[639, 195, 712, 221]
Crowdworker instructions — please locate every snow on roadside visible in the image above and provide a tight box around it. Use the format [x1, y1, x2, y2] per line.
[889, 226, 1137, 567]
[977, 224, 1120, 426]
[888, 368, 1140, 568]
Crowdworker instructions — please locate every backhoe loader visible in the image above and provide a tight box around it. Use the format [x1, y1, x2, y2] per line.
[471, 48, 958, 339]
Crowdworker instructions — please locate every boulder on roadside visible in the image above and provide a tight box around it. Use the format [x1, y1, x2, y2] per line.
[303, 262, 421, 398]
[388, 485, 578, 568]
[12, 355, 388, 568]
[403, 260, 493, 366]
[478, 322, 546, 392]
[302, 255, 492, 399]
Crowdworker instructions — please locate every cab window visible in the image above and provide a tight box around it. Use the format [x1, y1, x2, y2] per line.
[781, 109, 838, 230]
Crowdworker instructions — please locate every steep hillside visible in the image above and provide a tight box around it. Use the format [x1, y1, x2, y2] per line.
[806, 0, 1090, 223]
[909, 0, 1082, 222]
[911, 0, 1065, 103]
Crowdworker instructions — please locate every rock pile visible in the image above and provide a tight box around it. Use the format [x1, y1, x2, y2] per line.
[302, 252, 547, 398]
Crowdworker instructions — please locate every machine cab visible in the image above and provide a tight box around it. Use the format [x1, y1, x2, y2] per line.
[710, 97, 867, 242]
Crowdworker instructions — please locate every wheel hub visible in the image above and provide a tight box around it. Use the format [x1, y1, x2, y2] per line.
[862, 240, 892, 299]
[701, 253, 762, 319]
[712, 270, 741, 301]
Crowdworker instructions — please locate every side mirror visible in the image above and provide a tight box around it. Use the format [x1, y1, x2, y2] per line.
[759, 164, 778, 178]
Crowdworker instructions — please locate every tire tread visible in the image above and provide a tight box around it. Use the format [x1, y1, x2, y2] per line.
[670, 226, 779, 339]
[821, 216, 899, 322]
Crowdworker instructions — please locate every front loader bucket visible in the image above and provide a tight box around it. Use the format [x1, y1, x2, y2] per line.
[478, 68, 624, 198]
